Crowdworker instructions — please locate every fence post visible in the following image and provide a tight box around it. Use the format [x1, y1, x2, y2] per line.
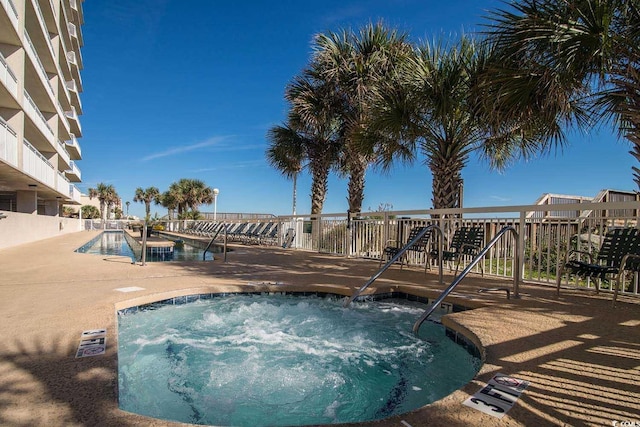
[141, 221, 147, 266]
[515, 211, 526, 298]
[346, 210, 352, 258]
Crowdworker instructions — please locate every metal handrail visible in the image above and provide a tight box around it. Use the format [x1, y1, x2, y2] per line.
[412, 225, 520, 334]
[344, 224, 444, 308]
[202, 222, 223, 260]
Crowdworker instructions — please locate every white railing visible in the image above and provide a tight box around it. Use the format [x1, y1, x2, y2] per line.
[56, 139, 71, 168]
[56, 170, 70, 196]
[65, 106, 82, 134]
[59, 15, 72, 69]
[49, 0, 56, 20]
[0, 117, 18, 166]
[23, 139, 55, 188]
[0, 52, 18, 100]
[1, 0, 19, 28]
[69, 184, 81, 203]
[23, 30, 56, 101]
[66, 79, 77, 92]
[30, 0, 56, 58]
[23, 90, 55, 143]
[65, 133, 81, 158]
[67, 50, 83, 88]
[55, 98, 71, 135]
[65, 106, 76, 120]
[67, 160, 81, 180]
[66, 50, 76, 65]
[162, 201, 640, 300]
[65, 79, 82, 109]
[69, 0, 77, 10]
[68, 22, 77, 38]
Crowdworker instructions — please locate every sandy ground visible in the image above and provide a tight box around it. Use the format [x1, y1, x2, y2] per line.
[0, 230, 638, 427]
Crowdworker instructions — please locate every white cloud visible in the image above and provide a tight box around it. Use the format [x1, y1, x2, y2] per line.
[141, 136, 230, 161]
[191, 160, 266, 173]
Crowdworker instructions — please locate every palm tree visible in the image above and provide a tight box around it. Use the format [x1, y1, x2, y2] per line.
[157, 190, 179, 220]
[266, 123, 304, 214]
[183, 179, 214, 213]
[105, 188, 120, 220]
[167, 180, 188, 218]
[61, 206, 75, 218]
[167, 179, 214, 218]
[81, 205, 100, 219]
[88, 183, 117, 221]
[368, 37, 503, 211]
[311, 22, 412, 213]
[266, 67, 342, 215]
[480, 0, 640, 186]
[133, 187, 160, 220]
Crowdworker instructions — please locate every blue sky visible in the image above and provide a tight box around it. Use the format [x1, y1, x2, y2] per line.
[79, 0, 635, 219]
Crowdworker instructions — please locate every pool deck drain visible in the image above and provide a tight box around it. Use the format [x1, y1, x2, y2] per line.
[0, 229, 638, 427]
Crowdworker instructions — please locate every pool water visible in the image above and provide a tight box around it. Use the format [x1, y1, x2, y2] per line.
[117, 294, 481, 426]
[75, 231, 216, 262]
[76, 231, 136, 259]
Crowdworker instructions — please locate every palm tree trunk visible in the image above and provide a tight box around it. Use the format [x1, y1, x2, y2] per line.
[430, 155, 464, 213]
[310, 164, 330, 215]
[347, 154, 368, 214]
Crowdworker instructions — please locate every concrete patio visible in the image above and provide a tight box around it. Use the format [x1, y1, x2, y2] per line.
[0, 230, 638, 426]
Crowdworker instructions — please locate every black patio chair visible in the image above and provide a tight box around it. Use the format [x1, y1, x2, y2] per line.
[379, 226, 431, 272]
[428, 226, 485, 275]
[556, 227, 640, 306]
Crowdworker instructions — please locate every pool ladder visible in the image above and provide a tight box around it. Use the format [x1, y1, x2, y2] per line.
[203, 223, 228, 261]
[343, 225, 520, 334]
[412, 226, 520, 334]
[343, 224, 445, 308]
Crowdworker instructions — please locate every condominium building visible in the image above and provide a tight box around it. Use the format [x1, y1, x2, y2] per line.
[0, 0, 84, 216]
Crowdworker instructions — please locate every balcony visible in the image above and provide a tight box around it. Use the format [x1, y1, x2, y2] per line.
[0, 117, 18, 167]
[67, 22, 77, 38]
[55, 98, 71, 136]
[65, 133, 81, 159]
[23, 30, 56, 105]
[65, 160, 81, 181]
[56, 170, 70, 197]
[66, 51, 82, 85]
[0, 52, 19, 105]
[23, 139, 56, 189]
[23, 90, 55, 145]
[69, 183, 81, 203]
[56, 139, 71, 170]
[65, 79, 82, 112]
[0, 0, 19, 43]
[29, 0, 56, 64]
[64, 106, 82, 136]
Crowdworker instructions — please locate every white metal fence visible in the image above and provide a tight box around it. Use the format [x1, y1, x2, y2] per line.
[104, 200, 640, 299]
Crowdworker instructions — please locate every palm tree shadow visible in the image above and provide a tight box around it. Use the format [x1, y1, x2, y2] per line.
[0, 335, 139, 426]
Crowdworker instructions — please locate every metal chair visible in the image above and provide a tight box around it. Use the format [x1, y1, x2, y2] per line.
[556, 227, 640, 306]
[429, 226, 485, 275]
[379, 226, 431, 272]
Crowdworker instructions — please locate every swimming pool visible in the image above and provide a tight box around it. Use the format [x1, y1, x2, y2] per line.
[117, 293, 481, 426]
[75, 231, 217, 262]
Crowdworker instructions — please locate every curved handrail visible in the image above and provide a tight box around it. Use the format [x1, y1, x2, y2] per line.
[412, 225, 520, 334]
[202, 222, 223, 260]
[344, 224, 444, 308]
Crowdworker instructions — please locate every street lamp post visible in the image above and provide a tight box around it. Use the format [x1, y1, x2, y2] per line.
[213, 188, 219, 221]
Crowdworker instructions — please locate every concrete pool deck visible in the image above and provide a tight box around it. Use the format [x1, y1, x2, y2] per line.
[0, 230, 638, 427]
